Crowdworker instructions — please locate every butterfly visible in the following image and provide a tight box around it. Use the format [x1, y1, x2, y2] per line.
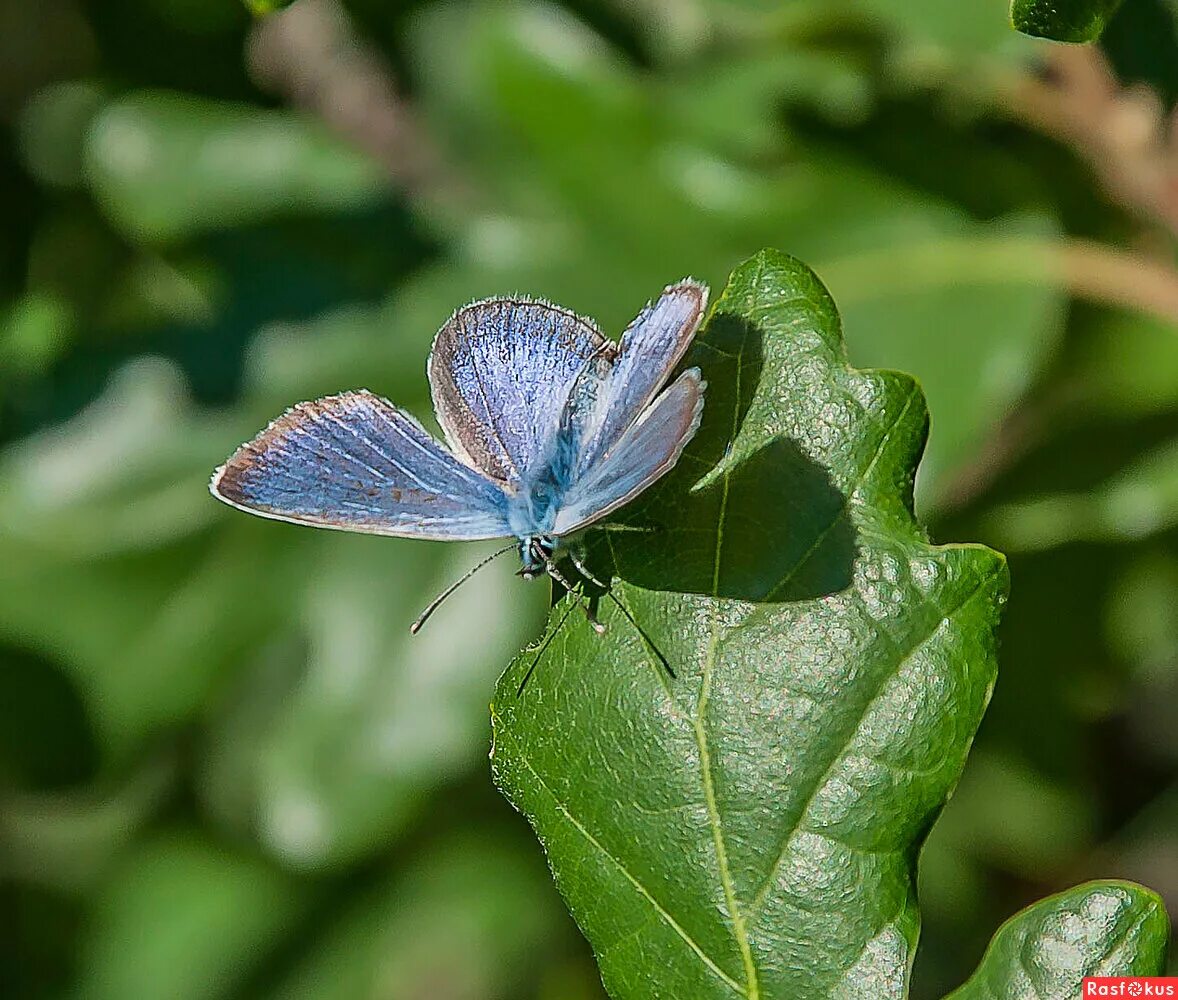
[210, 279, 708, 634]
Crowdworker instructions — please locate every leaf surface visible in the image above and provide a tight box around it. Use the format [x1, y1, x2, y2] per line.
[947, 880, 1170, 998]
[491, 250, 1009, 999]
[1011, 0, 1126, 41]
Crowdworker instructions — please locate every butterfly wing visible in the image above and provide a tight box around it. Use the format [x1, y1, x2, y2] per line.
[553, 368, 705, 536]
[428, 298, 615, 486]
[210, 390, 513, 540]
[573, 279, 707, 477]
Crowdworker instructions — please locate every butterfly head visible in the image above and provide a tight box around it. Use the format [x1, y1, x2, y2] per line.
[519, 535, 558, 580]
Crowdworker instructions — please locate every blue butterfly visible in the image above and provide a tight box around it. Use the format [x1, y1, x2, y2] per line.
[210, 279, 708, 632]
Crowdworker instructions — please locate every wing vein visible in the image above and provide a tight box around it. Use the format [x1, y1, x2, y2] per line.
[465, 309, 520, 481]
[317, 409, 441, 495]
[286, 424, 390, 485]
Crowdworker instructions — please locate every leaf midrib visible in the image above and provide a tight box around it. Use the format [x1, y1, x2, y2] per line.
[696, 281, 761, 1000]
[1090, 897, 1160, 978]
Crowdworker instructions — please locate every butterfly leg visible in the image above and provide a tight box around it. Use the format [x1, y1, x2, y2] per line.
[543, 555, 607, 635]
[568, 550, 676, 681]
[566, 550, 673, 680]
[568, 549, 608, 591]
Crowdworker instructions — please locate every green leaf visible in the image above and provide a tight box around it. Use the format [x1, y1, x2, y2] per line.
[857, 0, 1030, 53]
[266, 833, 572, 1000]
[946, 880, 1170, 997]
[1070, 308, 1178, 418]
[244, 0, 295, 13]
[1107, 552, 1178, 686]
[982, 436, 1178, 550]
[74, 832, 306, 1000]
[490, 250, 1009, 999]
[84, 92, 387, 243]
[0, 757, 173, 891]
[818, 218, 1066, 507]
[0, 291, 73, 377]
[1011, 0, 1126, 41]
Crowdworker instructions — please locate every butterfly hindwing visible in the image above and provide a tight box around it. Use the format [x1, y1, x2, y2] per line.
[573, 279, 707, 476]
[428, 298, 615, 486]
[554, 368, 705, 536]
[211, 390, 512, 540]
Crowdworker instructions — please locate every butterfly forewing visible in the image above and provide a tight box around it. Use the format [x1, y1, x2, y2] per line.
[211, 390, 513, 540]
[428, 298, 615, 486]
[554, 368, 705, 536]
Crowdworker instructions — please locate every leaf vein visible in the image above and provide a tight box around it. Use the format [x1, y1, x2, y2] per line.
[493, 723, 746, 997]
[764, 382, 919, 602]
[748, 564, 1004, 919]
[695, 264, 762, 999]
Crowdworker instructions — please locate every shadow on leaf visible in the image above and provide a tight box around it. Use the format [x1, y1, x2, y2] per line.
[589, 308, 857, 603]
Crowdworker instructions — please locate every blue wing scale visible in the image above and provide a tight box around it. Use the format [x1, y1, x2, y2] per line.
[573, 279, 707, 476]
[212, 280, 710, 555]
[210, 390, 512, 540]
[428, 298, 615, 486]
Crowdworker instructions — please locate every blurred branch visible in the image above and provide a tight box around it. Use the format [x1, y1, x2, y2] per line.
[997, 46, 1178, 238]
[1059, 237, 1178, 320]
[246, 0, 466, 208]
[822, 234, 1178, 326]
[931, 49, 1178, 510]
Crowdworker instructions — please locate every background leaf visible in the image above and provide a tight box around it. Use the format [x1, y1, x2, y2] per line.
[72, 832, 307, 1000]
[265, 832, 569, 1000]
[84, 93, 388, 243]
[946, 880, 1170, 998]
[1011, 0, 1127, 41]
[244, 0, 296, 14]
[491, 250, 1009, 998]
[982, 438, 1178, 550]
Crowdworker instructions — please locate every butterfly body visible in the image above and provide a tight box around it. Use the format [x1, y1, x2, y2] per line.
[211, 280, 709, 598]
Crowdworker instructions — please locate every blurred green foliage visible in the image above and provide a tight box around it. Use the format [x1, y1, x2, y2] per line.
[244, 0, 298, 14]
[1, 0, 1177, 998]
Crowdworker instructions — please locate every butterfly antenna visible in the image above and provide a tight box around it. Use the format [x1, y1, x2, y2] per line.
[604, 590, 676, 680]
[544, 558, 606, 634]
[410, 542, 516, 635]
[517, 598, 579, 696]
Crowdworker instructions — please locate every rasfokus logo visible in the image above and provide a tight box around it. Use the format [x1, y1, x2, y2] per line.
[1083, 979, 1178, 997]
